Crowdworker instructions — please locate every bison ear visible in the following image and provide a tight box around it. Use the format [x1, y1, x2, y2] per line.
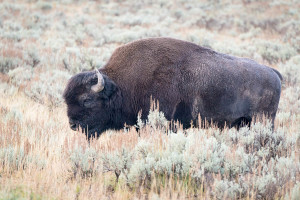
[101, 77, 118, 99]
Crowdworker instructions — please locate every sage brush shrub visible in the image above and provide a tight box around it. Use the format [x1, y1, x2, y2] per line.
[0, 146, 46, 172]
[24, 70, 71, 106]
[279, 55, 300, 86]
[96, 115, 299, 199]
[62, 48, 111, 73]
[279, 86, 300, 115]
[8, 66, 33, 86]
[125, 133, 193, 188]
[0, 109, 47, 173]
[0, 146, 26, 171]
[255, 40, 296, 64]
[146, 109, 168, 130]
[212, 179, 244, 199]
[69, 147, 99, 177]
[8, 67, 71, 106]
[101, 147, 133, 182]
[0, 56, 21, 73]
[135, 103, 169, 130]
[285, 182, 300, 200]
[24, 50, 40, 68]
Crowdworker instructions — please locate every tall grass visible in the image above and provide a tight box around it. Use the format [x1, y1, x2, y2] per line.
[0, 92, 299, 199]
[0, 0, 299, 199]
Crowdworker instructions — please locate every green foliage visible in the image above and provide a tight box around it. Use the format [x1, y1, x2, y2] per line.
[0, 187, 26, 200]
[0, 187, 42, 200]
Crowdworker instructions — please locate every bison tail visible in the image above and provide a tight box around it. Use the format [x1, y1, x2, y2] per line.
[272, 68, 283, 81]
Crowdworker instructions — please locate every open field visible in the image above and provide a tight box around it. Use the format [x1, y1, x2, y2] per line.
[0, 0, 299, 199]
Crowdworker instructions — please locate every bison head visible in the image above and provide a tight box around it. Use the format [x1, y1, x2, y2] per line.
[63, 69, 122, 138]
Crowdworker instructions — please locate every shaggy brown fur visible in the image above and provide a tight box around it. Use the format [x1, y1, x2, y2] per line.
[63, 37, 282, 138]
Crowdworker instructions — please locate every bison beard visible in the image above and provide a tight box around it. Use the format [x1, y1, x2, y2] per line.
[63, 37, 282, 139]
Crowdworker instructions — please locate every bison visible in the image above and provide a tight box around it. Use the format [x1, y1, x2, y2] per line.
[63, 37, 282, 138]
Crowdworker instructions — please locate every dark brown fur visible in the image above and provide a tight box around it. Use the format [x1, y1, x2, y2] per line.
[63, 37, 282, 138]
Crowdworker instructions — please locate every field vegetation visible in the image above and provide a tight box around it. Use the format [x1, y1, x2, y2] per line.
[0, 0, 299, 199]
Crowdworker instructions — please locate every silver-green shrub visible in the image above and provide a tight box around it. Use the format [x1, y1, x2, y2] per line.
[95, 115, 299, 199]
[212, 179, 244, 199]
[8, 66, 33, 86]
[0, 56, 21, 73]
[69, 146, 98, 177]
[285, 182, 300, 200]
[0, 145, 46, 172]
[279, 55, 300, 86]
[24, 70, 71, 106]
[0, 146, 26, 171]
[146, 109, 168, 130]
[255, 40, 297, 64]
[102, 147, 134, 182]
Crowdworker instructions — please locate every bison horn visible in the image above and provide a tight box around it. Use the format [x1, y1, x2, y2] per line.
[91, 68, 105, 92]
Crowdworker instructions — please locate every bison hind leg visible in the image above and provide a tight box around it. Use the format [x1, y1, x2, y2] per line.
[173, 101, 193, 129]
[231, 116, 252, 130]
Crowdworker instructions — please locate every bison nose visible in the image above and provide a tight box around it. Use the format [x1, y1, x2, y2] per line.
[69, 120, 77, 131]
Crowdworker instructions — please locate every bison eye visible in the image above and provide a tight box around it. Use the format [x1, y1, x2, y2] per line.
[82, 98, 93, 108]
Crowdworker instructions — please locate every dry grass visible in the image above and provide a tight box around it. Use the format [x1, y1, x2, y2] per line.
[0, 91, 299, 199]
[0, 0, 299, 199]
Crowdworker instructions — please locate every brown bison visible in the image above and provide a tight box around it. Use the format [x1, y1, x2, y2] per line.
[63, 37, 282, 138]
